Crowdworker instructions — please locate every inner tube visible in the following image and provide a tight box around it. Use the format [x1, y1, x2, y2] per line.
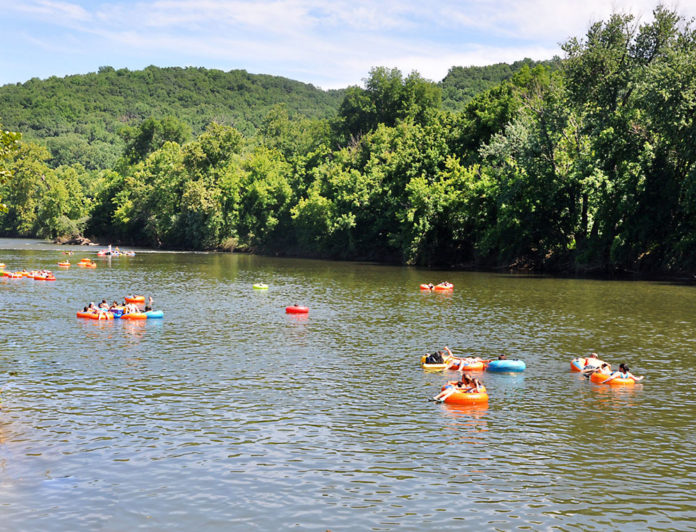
[145, 310, 164, 319]
[419, 284, 433, 291]
[486, 359, 526, 372]
[76, 311, 114, 320]
[109, 308, 124, 318]
[570, 358, 585, 372]
[571, 357, 606, 372]
[125, 296, 145, 304]
[434, 283, 454, 291]
[253, 284, 268, 290]
[58, 261, 70, 267]
[589, 372, 636, 385]
[420, 354, 452, 370]
[34, 274, 56, 281]
[447, 358, 486, 372]
[440, 384, 488, 405]
[286, 305, 309, 314]
[122, 312, 147, 320]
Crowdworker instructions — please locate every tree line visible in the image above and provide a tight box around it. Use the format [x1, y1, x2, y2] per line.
[1, 7, 694, 274]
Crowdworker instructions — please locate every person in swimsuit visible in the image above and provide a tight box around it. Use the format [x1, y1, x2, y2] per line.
[603, 363, 644, 383]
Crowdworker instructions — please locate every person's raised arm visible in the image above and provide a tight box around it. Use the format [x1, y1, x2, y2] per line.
[601, 373, 619, 384]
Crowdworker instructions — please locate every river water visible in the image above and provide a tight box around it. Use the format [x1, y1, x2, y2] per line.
[0, 239, 694, 530]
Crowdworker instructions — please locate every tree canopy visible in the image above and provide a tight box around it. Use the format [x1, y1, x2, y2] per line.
[0, 66, 345, 170]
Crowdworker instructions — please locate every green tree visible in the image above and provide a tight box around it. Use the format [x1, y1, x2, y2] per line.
[0, 126, 22, 212]
[120, 116, 191, 165]
[0, 141, 51, 235]
[36, 164, 90, 238]
[336, 67, 441, 143]
[560, 6, 691, 271]
[237, 146, 293, 249]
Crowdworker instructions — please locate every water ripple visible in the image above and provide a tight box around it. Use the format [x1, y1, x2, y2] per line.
[0, 243, 695, 529]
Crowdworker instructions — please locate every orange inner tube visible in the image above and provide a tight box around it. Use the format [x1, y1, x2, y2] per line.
[570, 359, 584, 372]
[589, 372, 636, 385]
[441, 388, 488, 405]
[447, 358, 485, 371]
[440, 382, 488, 404]
[125, 296, 145, 303]
[76, 311, 114, 320]
[122, 312, 147, 320]
[433, 283, 454, 291]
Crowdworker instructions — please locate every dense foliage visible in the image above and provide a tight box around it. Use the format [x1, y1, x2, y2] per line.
[440, 57, 561, 111]
[1, 7, 695, 275]
[0, 66, 344, 170]
[0, 127, 22, 212]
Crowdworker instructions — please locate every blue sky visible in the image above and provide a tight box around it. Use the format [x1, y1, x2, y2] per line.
[0, 1, 691, 89]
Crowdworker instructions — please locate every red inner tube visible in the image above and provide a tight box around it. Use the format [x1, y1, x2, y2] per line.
[285, 305, 309, 314]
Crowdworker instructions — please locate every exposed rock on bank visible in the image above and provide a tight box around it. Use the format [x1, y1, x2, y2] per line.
[54, 235, 98, 246]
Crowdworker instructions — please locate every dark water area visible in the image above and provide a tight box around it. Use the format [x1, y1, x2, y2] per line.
[0, 239, 694, 530]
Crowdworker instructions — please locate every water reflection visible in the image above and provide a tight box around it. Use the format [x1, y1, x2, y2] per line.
[591, 382, 642, 406]
[285, 313, 309, 323]
[439, 403, 490, 444]
[122, 319, 147, 338]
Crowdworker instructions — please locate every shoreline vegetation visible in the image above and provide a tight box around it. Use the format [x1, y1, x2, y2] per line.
[2, 7, 696, 277]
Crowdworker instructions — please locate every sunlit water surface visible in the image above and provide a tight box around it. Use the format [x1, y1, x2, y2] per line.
[0, 239, 694, 530]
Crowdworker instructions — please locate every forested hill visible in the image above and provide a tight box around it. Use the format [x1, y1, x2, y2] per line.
[440, 57, 561, 110]
[0, 66, 345, 169]
[0, 61, 554, 170]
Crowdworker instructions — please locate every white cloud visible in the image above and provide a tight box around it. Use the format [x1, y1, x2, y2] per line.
[437, 0, 696, 42]
[387, 46, 562, 83]
[1, 0, 694, 87]
[11, 0, 91, 23]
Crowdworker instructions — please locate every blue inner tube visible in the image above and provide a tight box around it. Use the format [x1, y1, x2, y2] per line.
[145, 310, 164, 319]
[487, 359, 526, 372]
[109, 309, 124, 318]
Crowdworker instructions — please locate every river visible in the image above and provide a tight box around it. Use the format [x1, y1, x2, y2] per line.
[0, 238, 694, 530]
